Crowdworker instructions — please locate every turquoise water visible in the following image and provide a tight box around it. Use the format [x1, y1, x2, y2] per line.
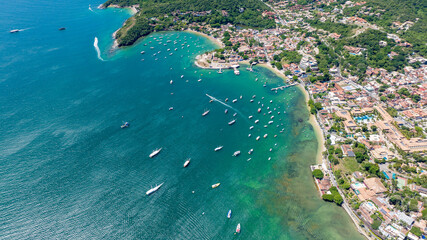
[0, 0, 363, 239]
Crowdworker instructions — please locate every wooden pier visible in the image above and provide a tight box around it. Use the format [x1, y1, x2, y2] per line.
[270, 83, 298, 91]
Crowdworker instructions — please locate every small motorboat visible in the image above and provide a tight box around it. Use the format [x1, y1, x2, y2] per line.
[227, 210, 232, 219]
[212, 183, 220, 189]
[183, 158, 190, 168]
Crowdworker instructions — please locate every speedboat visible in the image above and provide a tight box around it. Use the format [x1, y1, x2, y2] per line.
[121, 122, 129, 128]
[202, 109, 210, 116]
[214, 146, 223, 152]
[249, 126, 254, 130]
[228, 119, 236, 125]
[256, 136, 260, 141]
[183, 158, 190, 168]
[232, 151, 240, 157]
[10, 29, 20, 33]
[146, 183, 164, 195]
[268, 121, 273, 125]
[149, 148, 162, 158]
[254, 120, 259, 124]
[236, 223, 241, 233]
[212, 183, 220, 188]
[227, 210, 232, 219]
[232, 99, 237, 103]
[248, 115, 253, 119]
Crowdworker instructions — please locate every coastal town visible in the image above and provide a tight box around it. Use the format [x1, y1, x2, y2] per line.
[112, 0, 427, 239]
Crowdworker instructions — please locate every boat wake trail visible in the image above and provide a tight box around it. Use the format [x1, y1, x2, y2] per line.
[93, 37, 104, 61]
[205, 94, 247, 120]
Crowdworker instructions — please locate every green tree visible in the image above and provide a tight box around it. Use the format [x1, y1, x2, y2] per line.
[312, 169, 324, 179]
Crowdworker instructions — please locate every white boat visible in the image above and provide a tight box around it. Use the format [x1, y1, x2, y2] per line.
[248, 134, 251, 137]
[218, 68, 222, 74]
[236, 223, 241, 233]
[140, 51, 145, 54]
[146, 183, 164, 195]
[202, 109, 210, 116]
[232, 99, 237, 103]
[256, 136, 260, 141]
[149, 148, 162, 158]
[212, 183, 220, 188]
[268, 121, 273, 125]
[264, 134, 268, 138]
[183, 158, 190, 168]
[248, 149, 253, 154]
[249, 126, 254, 130]
[225, 109, 228, 114]
[248, 115, 253, 119]
[181, 75, 184, 78]
[233, 113, 237, 117]
[10, 29, 20, 33]
[250, 99, 254, 102]
[225, 98, 228, 102]
[228, 119, 236, 125]
[214, 146, 223, 152]
[233, 151, 241, 157]
[169, 107, 174, 111]
[258, 108, 261, 113]
[121, 122, 129, 128]
[227, 210, 232, 219]
[254, 120, 259, 124]
[170, 80, 173, 84]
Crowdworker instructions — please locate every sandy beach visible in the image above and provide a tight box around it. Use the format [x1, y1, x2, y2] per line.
[185, 29, 223, 48]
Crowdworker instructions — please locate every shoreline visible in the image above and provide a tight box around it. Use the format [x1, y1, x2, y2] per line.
[100, 4, 138, 15]
[185, 29, 223, 48]
[258, 63, 325, 165]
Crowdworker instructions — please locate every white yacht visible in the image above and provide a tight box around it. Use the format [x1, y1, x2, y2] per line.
[233, 151, 241, 157]
[146, 183, 164, 195]
[214, 146, 223, 152]
[149, 148, 162, 158]
[183, 159, 190, 168]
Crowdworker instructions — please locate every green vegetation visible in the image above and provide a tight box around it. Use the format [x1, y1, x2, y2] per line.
[307, 19, 357, 37]
[410, 226, 422, 237]
[273, 50, 302, 64]
[103, 0, 276, 46]
[322, 186, 343, 206]
[312, 169, 324, 179]
[308, 99, 322, 114]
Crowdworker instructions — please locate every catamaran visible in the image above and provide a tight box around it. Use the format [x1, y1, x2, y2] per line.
[149, 148, 162, 158]
[228, 119, 236, 125]
[202, 109, 210, 116]
[183, 158, 190, 168]
[214, 146, 223, 152]
[146, 183, 164, 195]
[212, 183, 220, 188]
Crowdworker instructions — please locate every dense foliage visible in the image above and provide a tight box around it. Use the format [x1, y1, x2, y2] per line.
[104, 0, 276, 46]
[307, 19, 357, 37]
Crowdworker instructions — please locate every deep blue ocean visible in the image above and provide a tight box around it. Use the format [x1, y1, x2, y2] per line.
[0, 0, 363, 239]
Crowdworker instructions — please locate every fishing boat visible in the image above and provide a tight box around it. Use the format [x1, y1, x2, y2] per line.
[121, 122, 129, 128]
[202, 109, 210, 116]
[212, 183, 220, 189]
[149, 148, 162, 158]
[183, 158, 190, 168]
[236, 223, 241, 233]
[227, 210, 232, 219]
[228, 119, 236, 125]
[214, 146, 223, 152]
[232, 151, 241, 157]
[146, 183, 164, 195]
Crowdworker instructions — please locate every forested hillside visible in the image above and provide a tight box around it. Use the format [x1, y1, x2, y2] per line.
[103, 0, 276, 46]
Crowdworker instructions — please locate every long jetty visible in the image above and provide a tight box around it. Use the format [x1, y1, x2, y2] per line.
[270, 83, 298, 91]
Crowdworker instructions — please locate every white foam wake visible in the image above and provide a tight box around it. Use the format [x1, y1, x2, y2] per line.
[93, 37, 104, 61]
[205, 94, 246, 119]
